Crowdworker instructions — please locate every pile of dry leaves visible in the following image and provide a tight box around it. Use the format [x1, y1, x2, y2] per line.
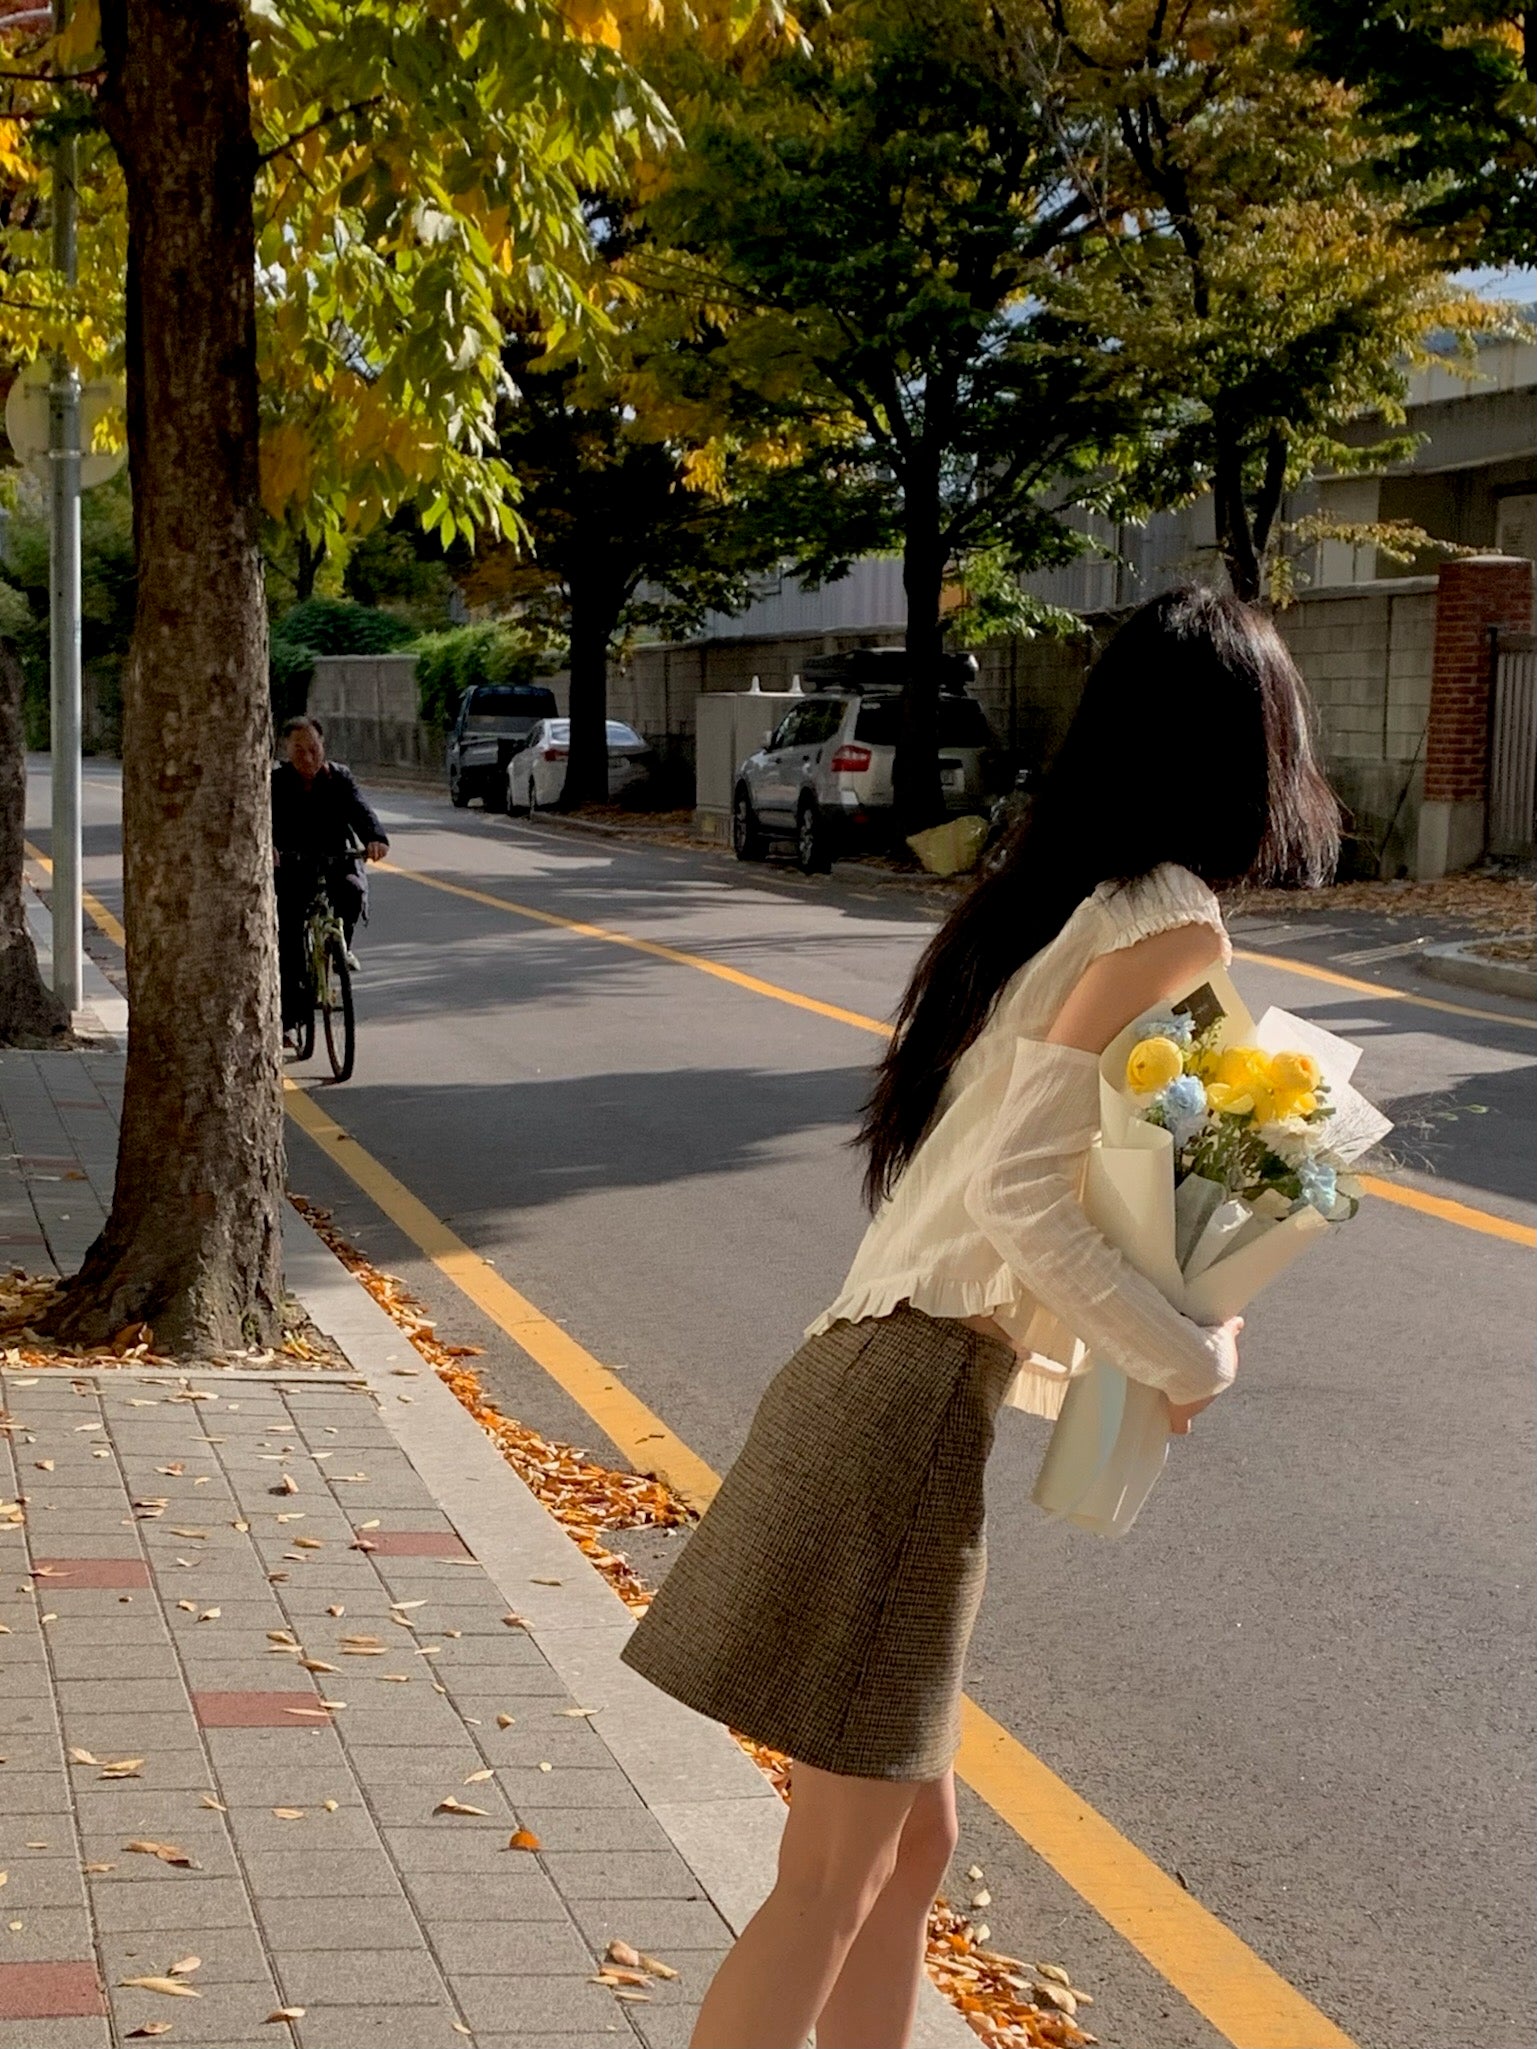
[293, 1196, 1097, 2049]
[1226, 873, 1534, 937]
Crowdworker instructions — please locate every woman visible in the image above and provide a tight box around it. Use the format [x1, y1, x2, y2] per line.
[622, 587, 1340, 2049]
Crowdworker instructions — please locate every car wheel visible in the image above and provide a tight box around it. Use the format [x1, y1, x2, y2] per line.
[795, 795, 831, 875]
[449, 766, 469, 809]
[732, 786, 767, 862]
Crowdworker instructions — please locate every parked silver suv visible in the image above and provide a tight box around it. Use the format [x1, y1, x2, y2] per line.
[733, 652, 995, 872]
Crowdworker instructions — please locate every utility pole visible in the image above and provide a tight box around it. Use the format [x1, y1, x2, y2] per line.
[48, 0, 83, 1016]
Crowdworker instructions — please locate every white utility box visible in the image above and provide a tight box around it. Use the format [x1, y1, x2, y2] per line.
[694, 689, 802, 841]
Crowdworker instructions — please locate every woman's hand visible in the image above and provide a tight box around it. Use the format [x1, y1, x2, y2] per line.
[1168, 1316, 1242, 1434]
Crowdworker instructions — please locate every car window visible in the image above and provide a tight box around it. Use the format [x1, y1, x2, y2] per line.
[767, 708, 806, 751]
[853, 696, 992, 748]
[606, 722, 645, 747]
[465, 685, 559, 730]
[796, 699, 846, 748]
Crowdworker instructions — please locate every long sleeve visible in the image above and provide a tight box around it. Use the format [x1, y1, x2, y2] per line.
[963, 1039, 1235, 1407]
[335, 767, 388, 849]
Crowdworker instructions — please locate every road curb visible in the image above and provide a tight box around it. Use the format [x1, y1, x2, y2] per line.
[279, 1201, 980, 2049]
[1418, 939, 1536, 1003]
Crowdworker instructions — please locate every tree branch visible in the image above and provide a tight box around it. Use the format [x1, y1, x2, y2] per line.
[258, 94, 385, 165]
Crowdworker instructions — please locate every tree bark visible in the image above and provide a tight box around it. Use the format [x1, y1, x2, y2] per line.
[893, 463, 948, 839]
[45, 0, 283, 1349]
[1213, 412, 1262, 603]
[0, 641, 70, 1046]
[560, 583, 618, 809]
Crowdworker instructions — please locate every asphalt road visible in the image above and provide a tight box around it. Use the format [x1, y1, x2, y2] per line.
[32, 761, 1537, 2049]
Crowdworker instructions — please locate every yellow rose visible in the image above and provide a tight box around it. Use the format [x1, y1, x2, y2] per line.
[1270, 1051, 1322, 1096]
[1126, 1036, 1184, 1094]
[1215, 1046, 1276, 1094]
[1206, 1080, 1255, 1116]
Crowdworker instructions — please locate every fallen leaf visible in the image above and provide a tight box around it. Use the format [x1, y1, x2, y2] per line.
[1035, 1963, 1072, 1987]
[495, 1714, 515, 1729]
[264, 2008, 306, 2023]
[607, 1941, 643, 1969]
[967, 1865, 985, 1881]
[612, 1988, 652, 2004]
[35, 1459, 53, 1472]
[390, 1599, 427, 1611]
[537, 1761, 552, 1772]
[462, 1768, 493, 1784]
[299, 1659, 337, 1674]
[99, 1759, 145, 1779]
[275, 1475, 298, 1495]
[380, 1674, 410, 1683]
[358, 1518, 381, 1530]
[530, 1576, 562, 1586]
[197, 1608, 220, 1623]
[506, 1829, 541, 1852]
[168, 1528, 207, 1540]
[67, 1747, 99, 1766]
[124, 1841, 197, 1868]
[292, 1538, 323, 1550]
[271, 1808, 305, 1821]
[326, 1604, 345, 1617]
[198, 1796, 225, 1812]
[1033, 1982, 1077, 2015]
[501, 1614, 526, 1629]
[452, 2025, 471, 2038]
[124, 2023, 174, 2038]
[118, 1975, 202, 1999]
[231, 1520, 250, 1533]
[317, 1700, 347, 1711]
[167, 1956, 200, 1977]
[971, 1889, 992, 1909]
[176, 1600, 197, 1613]
[557, 1706, 599, 1718]
[82, 1860, 115, 1874]
[433, 1797, 487, 1816]
[322, 1799, 339, 1812]
[280, 1707, 329, 1720]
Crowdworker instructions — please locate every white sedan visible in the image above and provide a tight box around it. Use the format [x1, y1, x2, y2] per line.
[506, 718, 654, 812]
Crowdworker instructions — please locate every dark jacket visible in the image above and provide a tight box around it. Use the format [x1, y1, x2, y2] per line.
[271, 761, 388, 867]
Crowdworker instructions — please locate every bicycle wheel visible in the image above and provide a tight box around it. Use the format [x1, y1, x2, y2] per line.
[320, 936, 355, 1083]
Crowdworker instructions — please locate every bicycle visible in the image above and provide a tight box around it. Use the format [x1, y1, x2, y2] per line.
[291, 876, 356, 1083]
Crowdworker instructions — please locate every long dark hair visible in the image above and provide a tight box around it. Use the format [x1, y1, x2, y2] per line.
[858, 585, 1341, 1207]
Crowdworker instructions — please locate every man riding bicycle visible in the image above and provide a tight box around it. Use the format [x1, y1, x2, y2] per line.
[272, 716, 389, 1047]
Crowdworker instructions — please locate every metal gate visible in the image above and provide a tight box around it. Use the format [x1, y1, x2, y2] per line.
[1487, 629, 1536, 861]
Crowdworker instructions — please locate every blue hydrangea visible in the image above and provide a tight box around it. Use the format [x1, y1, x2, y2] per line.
[1296, 1158, 1338, 1215]
[1134, 1012, 1195, 1047]
[1157, 1073, 1208, 1149]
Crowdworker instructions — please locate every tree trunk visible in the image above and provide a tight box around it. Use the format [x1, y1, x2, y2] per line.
[1213, 413, 1262, 603]
[893, 470, 948, 839]
[45, 0, 283, 1349]
[560, 587, 617, 809]
[0, 641, 70, 1046]
[294, 529, 325, 603]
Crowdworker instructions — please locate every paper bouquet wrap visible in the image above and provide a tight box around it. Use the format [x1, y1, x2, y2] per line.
[1032, 965, 1391, 1538]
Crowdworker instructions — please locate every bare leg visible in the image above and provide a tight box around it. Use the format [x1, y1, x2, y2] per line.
[814, 1772, 957, 2049]
[689, 1763, 923, 2049]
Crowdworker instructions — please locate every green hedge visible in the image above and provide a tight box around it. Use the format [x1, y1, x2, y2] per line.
[411, 624, 555, 731]
[269, 599, 415, 724]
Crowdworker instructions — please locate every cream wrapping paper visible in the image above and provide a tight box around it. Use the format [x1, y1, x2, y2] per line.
[1031, 964, 1391, 1537]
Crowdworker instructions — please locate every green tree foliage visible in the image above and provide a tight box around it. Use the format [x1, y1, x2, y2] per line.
[267, 596, 414, 723]
[1035, 0, 1494, 601]
[1291, 1, 1535, 268]
[640, 0, 1132, 829]
[0, 470, 135, 745]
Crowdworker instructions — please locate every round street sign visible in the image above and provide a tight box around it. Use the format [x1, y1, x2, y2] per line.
[4, 361, 126, 489]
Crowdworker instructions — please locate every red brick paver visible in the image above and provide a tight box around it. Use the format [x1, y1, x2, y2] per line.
[0, 1961, 105, 2020]
[192, 1690, 335, 1727]
[30, 1557, 150, 1588]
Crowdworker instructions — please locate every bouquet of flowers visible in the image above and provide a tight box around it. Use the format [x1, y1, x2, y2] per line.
[1032, 964, 1391, 1537]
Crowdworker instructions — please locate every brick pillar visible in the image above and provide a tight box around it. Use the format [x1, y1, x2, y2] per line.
[1416, 554, 1536, 879]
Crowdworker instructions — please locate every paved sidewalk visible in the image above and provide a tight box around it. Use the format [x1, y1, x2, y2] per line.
[0, 1028, 972, 2049]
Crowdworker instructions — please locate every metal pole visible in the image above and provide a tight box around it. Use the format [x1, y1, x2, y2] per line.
[48, 57, 83, 1016]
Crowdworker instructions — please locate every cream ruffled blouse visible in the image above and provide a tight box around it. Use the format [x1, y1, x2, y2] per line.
[807, 864, 1232, 1418]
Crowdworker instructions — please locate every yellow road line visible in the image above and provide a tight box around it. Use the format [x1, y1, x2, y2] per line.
[381, 856, 1533, 1248]
[1231, 945, 1535, 1031]
[378, 861, 891, 1038]
[285, 1077, 1355, 2049]
[1358, 1173, 1535, 1247]
[24, 841, 127, 948]
[282, 1080, 720, 1515]
[959, 1698, 1355, 2049]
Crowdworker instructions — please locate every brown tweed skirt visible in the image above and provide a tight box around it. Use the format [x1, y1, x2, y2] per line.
[620, 1306, 1017, 1781]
